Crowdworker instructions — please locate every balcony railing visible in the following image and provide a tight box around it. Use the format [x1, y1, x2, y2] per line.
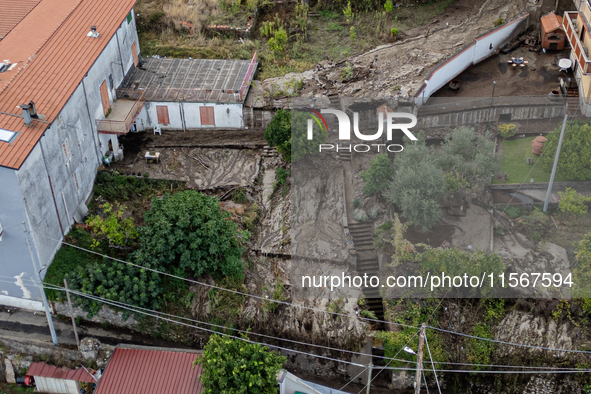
[96, 90, 145, 134]
[564, 11, 591, 74]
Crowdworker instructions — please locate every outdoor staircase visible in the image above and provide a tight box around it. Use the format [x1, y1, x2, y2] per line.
[348, 222, 385, 332]
[338, 146, 351, 162]
[566, 86, 580, 116]
[263, 146, 279, 158]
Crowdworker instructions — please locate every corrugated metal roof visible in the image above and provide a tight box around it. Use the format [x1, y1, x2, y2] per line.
[0, 0, 42, 39]
[94, 348, 203, 394]
[118, 58, 255, 103]
[0, 0, 137, 169]
[541, 12, 563, 34]
[26, 362, 96, 383]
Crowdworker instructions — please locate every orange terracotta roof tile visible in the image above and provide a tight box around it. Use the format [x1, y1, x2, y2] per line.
[0, 0, 42, 39]
[541, 12, 563, 34]
[0, 0, 137, 169]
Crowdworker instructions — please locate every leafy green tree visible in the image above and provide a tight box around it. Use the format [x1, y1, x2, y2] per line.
[435, 127, 499, 183]
[267, 27, 287, 57]
[574, 231, 591, 297]
[360, 154, 393, 195]
[542, 119, 591, 180]
[558, 187, 591, 216]
[65, 258, 162, 318]
[291, 110, 327, 161]
[195, 335, 286, 394]
[386, 138, 446, 232]
[264, 109, 291, 157]
[132, 190, 244, 279]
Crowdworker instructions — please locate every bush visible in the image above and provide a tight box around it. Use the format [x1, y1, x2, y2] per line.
[352, 197, 362, 209]
[268, 27, 287, 56]
[361, 309, 377, 319]
[504, 206, 524, 219]
[498, 123, 516, 139]
[559, 187, 591, 215]
[86, 203, 138, 248]
[542, 119, 591, 180]
[195, 335, 286, 394]
[264, 109, 291, 149]
[273, 167, 290, 195]
[132, 190, 244, 279]
[66, 258, 162, 319]
[384, 0, 393, 12]
[231, 188, 248, 204]
[349, 26, 356, 41]
[359, 154, 393, 195]
[390, 27, 398, 36]
[494, 18, 505, 26]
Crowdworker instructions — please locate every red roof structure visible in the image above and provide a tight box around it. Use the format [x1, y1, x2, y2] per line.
[0, 0, 137, 169]
[541, 12, 563, 33]
[0, 0, 42, 39]
[26, 362, 96, 383]
[94, 347, 203, 394]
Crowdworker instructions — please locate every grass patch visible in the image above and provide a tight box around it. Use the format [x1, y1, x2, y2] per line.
[0, 383, 35, 394]
[496, 137, 566, 184]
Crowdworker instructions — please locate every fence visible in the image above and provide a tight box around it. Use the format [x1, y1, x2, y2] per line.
[96, 90, 145, 134]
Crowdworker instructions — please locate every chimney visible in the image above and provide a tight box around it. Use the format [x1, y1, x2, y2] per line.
[87, 26, 100, 38]
[28, 100, 38, 118]
[18, 104, 32, 125]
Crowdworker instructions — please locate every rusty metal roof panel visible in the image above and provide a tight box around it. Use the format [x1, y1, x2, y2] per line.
[119, 57, 256, 103]
[26, 362, 95, 383]
[94, 348, 203, 394]
[0, 0, 137, 169]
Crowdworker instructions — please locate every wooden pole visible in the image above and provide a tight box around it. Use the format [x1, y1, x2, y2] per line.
[414, 323, 426, 394]
[63, 279, 80, 351]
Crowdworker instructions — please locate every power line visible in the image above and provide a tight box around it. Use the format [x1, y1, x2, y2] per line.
[428, 325, 591, 355]
[43, 283, 370, 367]
[41, 282, 412, 365]
[424, 333, 441, 394]
[32, 231, 419, 330]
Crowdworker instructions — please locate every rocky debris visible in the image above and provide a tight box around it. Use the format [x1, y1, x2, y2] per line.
[79, 337, 101, 360]
[252, 0, 534, 107]
[220, 200, 246, 216]
[3, 358, 15, 384]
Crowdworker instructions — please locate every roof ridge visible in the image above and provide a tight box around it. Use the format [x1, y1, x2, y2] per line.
[0, 0, 85, 96]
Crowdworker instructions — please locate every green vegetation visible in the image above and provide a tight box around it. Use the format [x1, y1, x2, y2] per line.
[494, 18, 505, 27]
[93, 172, 184, 201]
[195, 334, 286, 394]
[207, 278, 247, 333]
[542, 119, 591, 180]
[497, 137, 563, 184]
[264, 109, 291, 160]
[360, 154, 393, 195]
[133, 190, 244, 279]
[559, 187, 591, 216]
[0, 383, 35, 394]
[574, 231, 591, 297]
[262, 280, 287, 313]
[498, 123, 516, 139]
[231, 188, 248, 204]
[273, 167, 290, 196]
[65, 259, 162, 318]
[385, 128, 499, 231]
[86, 203, 138, 248]
[466, 323, 495, 369]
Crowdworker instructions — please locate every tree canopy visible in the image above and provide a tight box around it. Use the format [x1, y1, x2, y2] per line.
[132, 190, 244, 279]
[359, 154, 393, 195]
[542, 119, 591, 180]
[195, 335, 286, 394]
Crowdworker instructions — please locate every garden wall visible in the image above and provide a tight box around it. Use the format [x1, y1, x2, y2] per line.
[415, 13, 530, 104]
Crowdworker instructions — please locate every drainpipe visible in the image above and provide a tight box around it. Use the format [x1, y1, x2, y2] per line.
[39, 141, 64, 237]
[81, 78, 103, 165]
[180, 102, 187, 132]
[115, 27, 127, 78]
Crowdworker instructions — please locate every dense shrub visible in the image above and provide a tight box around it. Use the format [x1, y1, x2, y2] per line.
[359, 154, 393, 195]
[542, 119, 591, 180]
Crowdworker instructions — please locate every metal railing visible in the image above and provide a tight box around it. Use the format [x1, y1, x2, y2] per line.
[96, 90, 145, 134]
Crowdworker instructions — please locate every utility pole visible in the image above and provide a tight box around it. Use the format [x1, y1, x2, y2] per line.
[365, 363, 373, 394]
[414, 323, 426, 394]
[64, 279, 80, 351]
[22, 222, 58, 346]
[543, 107, 568, 212]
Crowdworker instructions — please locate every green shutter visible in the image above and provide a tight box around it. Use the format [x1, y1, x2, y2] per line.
[127, 12, 132, 24]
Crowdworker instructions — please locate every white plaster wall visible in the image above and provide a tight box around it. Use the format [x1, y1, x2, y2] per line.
[141, 101, 244, 129]
[417, 14, 529, 103]
[0, 9, 141, 308]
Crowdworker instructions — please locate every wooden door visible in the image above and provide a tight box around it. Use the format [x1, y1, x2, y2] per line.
[132, 41, 138, 67]
[100, 80, 110, 116]
[200, 106, 215, 126]
[156, 105, 170, 124]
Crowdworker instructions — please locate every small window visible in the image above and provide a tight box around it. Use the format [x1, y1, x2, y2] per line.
[127, 11, 132, 24]
[74, 171, 80, 190]
[109, 74, 114, 91]
[0, 128, 16, 143]
[62, 139, 71, 162]
[499, 113, 512, 122]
